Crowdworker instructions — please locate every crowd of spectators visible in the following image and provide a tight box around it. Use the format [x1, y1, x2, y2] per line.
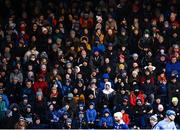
[0, 0, 180, 129]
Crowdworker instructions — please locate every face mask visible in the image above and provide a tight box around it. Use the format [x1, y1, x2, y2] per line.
[160, 49, 165, 54]
[137, 101, 142, 106]
[122, 32, 126, 36]
[145, 34, 149, 38]
[53, 70, 58, 75]
[30, 57, 35, 61]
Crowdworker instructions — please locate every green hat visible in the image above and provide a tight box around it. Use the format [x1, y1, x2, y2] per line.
[144, 29, 150, 34]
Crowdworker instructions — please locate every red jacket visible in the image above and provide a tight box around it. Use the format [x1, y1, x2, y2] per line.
[140, 76, 154, 86]
[33, 81, 48, 95]
[130, 91, 145, 106]
[80, 17, 93, 29]
[122, 113, 130, 125]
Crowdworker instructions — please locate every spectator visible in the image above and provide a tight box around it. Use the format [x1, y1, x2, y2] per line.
[149, 115, 158, 129]
[168, 97, 180, 127]
[86, 102, 97, 128]
[114, 112, 129, 129]
[99, 108, 113, 128]
[155, 110, 177, 130]
[0, 95, 7, 122]
[166, 56, 180, 78]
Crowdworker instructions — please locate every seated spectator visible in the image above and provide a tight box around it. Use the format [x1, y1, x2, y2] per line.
[99, 108, 113, 128]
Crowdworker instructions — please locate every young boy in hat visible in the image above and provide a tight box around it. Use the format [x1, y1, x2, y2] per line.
[86, 102, 97, 128]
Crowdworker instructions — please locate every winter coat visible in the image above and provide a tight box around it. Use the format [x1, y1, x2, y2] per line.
[10, 71, 23, 83]
[21, 87, 35, 105]
[156, 84, 168, 97]
[114, 120, 129, 129]
[113, 93, 128, 106]
[166, 61, 180, 78]
[33, 81, 48, 95]
[86, 108, 97, 122]
[168, 81, 180, 101]
[104, 34, 118, 47]
[0, 101, 7, 120]
[168, 103, 180, 125]
[34, 100, 47, 122]
[130, 91, 145, 106]
[122, 113, 130, 125]
[79, 17, 93, 29]
[0, 94, 9, 108]
[99, 109, 113, 128]
[6, 83, 21, 103]
[143, 83, 155, 95]
[74, 109, 87, 128]
[155, 118, 177, 130]
[89, 55, 104, 71]
[138, 36, 154, 50]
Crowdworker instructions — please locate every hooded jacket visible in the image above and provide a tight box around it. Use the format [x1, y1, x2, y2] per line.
[102, 82, 115, 95]
[130, 91, 145, 106]
[99, 108, 113, 128]
[0, 94, 9, 108]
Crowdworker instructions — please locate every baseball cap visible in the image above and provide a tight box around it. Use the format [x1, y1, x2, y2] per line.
[166, 110, 176, 116]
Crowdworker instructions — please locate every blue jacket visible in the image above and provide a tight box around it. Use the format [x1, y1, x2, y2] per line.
[159, 84, 168, 96]
[57, 106, 68, 118]
[86, 108, 97, 122]
[114, 122, 129, 129]
[155, 119, 177, 130]
[51, 110, 60, 123]
[61, 85, 73, 96]
[0, 94, 9, 108]
[99, 108, 113, 127]
[54, 80, 63, 92]
[166, 62, 180, 78]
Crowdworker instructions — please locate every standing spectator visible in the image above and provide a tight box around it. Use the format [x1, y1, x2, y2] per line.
[89, 49, 104, 72]
[166, 56, 180, 78]
[86, 102, 97, 128]
[138, 29, 154, 53]
[168, 76, 180, 102]
[33, 76, 48, 96]
[102, 82, 116, 109]
[9, 67, 23, 85]
[0, 95, 7, 124]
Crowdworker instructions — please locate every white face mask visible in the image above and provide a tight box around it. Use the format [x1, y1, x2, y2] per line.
[160, 49, 165, 54]
[53, 70, 58, 75]
[145, 34, 149, 38]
